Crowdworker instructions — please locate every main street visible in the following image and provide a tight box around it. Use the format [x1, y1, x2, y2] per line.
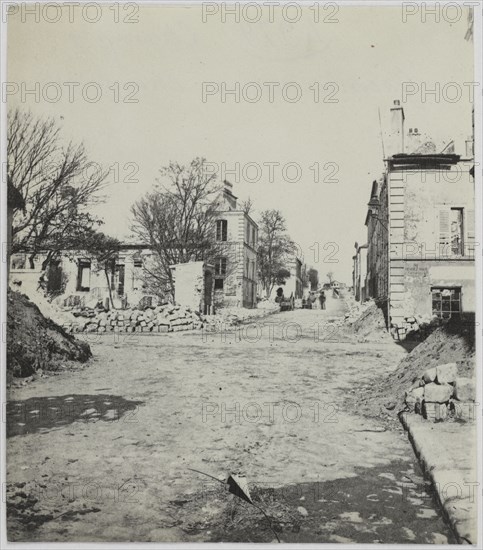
[7, 296, 454, 543]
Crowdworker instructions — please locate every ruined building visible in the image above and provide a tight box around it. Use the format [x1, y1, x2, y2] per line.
[213, 181, 258, 308]
[364, 100, 475, 338]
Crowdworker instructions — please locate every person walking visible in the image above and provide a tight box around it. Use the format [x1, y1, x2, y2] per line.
[319, 290, 326, 310]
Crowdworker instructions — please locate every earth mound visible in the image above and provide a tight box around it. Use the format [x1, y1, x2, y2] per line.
[7, 291, 92, 379]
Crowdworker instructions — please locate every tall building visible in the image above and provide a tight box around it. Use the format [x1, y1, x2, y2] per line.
[213, 181, 258, 308]
[365, 101, 475, 338]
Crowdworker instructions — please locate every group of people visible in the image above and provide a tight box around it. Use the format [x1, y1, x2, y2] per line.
[302, 289, 326, 310]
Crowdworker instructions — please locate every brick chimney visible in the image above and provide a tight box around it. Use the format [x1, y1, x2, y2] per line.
[389, 99, 405, 156]
[405, 127, 422, 154]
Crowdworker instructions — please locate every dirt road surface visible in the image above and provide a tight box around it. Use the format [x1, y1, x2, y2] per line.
[7, 296, 455, 543]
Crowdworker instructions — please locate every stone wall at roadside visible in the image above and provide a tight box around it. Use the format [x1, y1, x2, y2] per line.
[61, 303, 205, 334]
[405, 362, 477, 423]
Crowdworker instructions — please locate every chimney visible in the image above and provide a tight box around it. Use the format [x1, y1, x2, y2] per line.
[406, 127, 422, 154]
[389, 99, 405, 156]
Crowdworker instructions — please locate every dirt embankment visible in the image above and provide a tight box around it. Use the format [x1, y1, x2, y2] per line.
[7, 291, 92, 380]
[353, 314, 475, 422]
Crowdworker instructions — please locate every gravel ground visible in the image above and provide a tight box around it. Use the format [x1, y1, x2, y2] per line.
[6, 296, 457, 543]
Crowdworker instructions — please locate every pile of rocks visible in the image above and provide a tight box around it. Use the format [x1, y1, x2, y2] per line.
[61, 304, 205, 334]
[391, 314, 439, 340]
[405, 363, 476, 423]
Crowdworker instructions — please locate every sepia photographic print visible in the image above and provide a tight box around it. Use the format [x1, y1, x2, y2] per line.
[1, 1, 482, 547]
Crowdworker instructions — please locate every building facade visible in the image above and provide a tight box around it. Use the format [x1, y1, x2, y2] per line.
[365, 101, 475, 338]
[213, 181, 258, 308]
[10, 244, 156, 309]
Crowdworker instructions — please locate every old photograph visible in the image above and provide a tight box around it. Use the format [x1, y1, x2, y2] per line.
[1, 1, 481, 547]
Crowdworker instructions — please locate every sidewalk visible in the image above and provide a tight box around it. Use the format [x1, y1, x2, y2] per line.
[400, 413, 479, 544]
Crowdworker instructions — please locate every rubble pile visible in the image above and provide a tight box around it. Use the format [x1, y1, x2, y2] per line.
[343, 294, 372, 324]
[405, 363, 477, 423]
[342, 299, 391, 341]
[390, 314, 441, 340]
[61, 304, 206, 333]
[207, 304, 280, 330]
[59, 303, 280, 334]
[7, 291, 91, 379]
[354, 323, 475, 422]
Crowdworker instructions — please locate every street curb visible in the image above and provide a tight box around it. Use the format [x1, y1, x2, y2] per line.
[400, 412, 477, 545]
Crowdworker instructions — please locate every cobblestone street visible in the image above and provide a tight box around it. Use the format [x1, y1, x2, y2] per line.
[7, 296, 455, 542]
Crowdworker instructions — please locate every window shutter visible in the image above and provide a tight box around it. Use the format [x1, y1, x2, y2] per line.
[439, 209, 450, 256]
[466, 209, 475, 256]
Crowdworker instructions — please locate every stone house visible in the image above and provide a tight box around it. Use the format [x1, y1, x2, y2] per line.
[9, 244, 157, 309]
[10, 181, 260, 311]
[365, 100, 475, 337]
[213, 181, 258, 308]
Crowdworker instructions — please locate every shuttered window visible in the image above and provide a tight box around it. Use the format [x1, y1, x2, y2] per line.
[466, 209, 475, 256]
[216, 220, 227, 241]
[438, 207, 472, 257]
[438, 209, 450, 255]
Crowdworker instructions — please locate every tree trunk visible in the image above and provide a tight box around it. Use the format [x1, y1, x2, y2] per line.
[104, 266, 115, 309]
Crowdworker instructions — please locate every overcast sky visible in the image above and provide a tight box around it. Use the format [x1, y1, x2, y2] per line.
[7, 3, 474, 284]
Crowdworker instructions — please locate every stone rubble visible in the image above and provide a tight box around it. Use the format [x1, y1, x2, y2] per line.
[404, 362, 477, 423]
[58, 302, 280, 335]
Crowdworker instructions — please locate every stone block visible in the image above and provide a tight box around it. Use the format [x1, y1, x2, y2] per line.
[423, 401, 448, 422]
[142, 326, 151, 332]
[450, 400, 477, 422]
[424, 382, 453, 403]
[423, 367, 437, 384]
[158, 325, 169, 333]
[454, 377, 476, 402]
[405, 387, 424, 412]
[436, 363, 458, 385]
[140, 321, 147, 327]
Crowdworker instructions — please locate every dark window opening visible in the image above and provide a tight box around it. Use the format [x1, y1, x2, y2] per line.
[432, 287, 461, 320]
[77, 260, 91, 291]
[216, 219, 228, 241]
[214, 278, 224, 290]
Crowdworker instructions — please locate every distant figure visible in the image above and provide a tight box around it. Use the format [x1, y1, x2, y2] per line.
[319, 290, 326, 310]
[275, 287, 284, 303]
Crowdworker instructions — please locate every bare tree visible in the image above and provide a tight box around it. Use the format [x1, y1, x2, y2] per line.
[131, 158, 224, 297]
[8, 109, 107, 268]
[326, 271, 334, 284]
[241, 197, 254, 215]
[257, 209, 295, 298]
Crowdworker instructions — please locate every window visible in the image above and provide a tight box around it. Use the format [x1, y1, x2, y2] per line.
[214, 278, 224, 290]
[432, 287, 461, 319]
[215, 257, 227, 276]
[252, 227, 256, 246]
[216, 219, 227, 241]
[77, 260, 91, 291]
[246, 223, 250, 244]
[439, 207, 474, 257]
[450, 208, 464, 255]
[246, 258, 250, 277]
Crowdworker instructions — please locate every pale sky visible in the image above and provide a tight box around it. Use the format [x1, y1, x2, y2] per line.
[7, 3, 474, 284]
